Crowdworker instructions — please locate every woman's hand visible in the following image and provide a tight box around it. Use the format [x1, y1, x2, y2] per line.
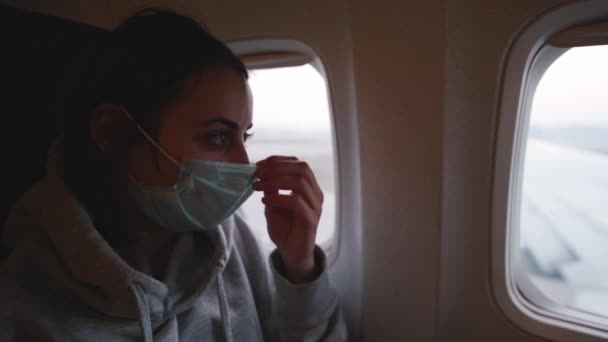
[253, 156, 323, 284]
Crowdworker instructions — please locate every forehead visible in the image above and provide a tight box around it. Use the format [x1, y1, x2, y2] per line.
[162, 66, 252, 128]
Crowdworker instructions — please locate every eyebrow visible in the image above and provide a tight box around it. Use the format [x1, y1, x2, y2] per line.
[199, 118, 253, 130]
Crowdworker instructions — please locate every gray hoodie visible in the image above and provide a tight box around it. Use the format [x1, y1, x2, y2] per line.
[0, 146, 347, 341]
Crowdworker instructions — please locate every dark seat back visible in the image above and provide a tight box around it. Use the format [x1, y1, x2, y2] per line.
[0, 6, 108, 257]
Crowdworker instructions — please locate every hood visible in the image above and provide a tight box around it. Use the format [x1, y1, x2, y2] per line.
[3, 140, 235, 325]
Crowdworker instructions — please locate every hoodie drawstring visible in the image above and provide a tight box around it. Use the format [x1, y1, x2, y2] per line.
[217, 273, 234, 342]
[128, 277, 232, 342]
[129, 283, 154, 342]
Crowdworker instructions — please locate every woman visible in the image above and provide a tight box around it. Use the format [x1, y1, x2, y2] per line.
[0, 9, 346, 341]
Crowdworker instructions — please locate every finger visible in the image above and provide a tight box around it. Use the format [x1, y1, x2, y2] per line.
[256, 160, 323, 200]
[262, 187, 278, 203]
[253, 175, 321, 211]
[256, 155, 298, 166]
[257, 160, 310, 178]
[263, 189, 278, 196]
[262, 193, 318, 226]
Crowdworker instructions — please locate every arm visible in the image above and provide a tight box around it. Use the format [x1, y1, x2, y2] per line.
[231, 214, 347, 341]
[269, 246, 347, 341]
[250, 155, 348, 341]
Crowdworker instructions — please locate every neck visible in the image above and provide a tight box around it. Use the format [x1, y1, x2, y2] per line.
[113, 188, 179, 280]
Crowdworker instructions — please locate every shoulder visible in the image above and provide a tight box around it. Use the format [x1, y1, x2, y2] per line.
[0, 269, 98, 341]
[0, 264, 46, 337]
[4, 175, 81, 250]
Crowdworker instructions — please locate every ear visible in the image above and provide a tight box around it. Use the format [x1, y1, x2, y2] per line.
[90, 103, 130, 155]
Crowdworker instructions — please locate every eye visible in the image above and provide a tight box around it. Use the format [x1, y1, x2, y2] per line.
[244, 131, 254, 142]
[208, 131, 230, 146]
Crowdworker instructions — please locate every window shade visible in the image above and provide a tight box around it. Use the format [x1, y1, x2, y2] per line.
[549, 22, 608, 47]
[239, 52, 311, 70]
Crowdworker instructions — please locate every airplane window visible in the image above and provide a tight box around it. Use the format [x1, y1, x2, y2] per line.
[239, 64, 336, 254]
[519, 45, 608, 319]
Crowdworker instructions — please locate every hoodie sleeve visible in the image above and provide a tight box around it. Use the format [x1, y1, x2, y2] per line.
[231, 214, 347, 341]
[267, 246, 348, 341]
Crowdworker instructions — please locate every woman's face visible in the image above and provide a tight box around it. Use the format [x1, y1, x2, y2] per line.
[127, 66, 253, 187]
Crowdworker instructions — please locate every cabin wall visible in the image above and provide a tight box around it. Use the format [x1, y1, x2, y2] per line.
[350, 0, 443, 341]
[440, 0, 565, 341]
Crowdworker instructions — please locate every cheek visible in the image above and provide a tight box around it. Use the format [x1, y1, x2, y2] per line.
[127, 142, 181, 187]
[162, 128, 233, 163]
[183, 142, 234, 163]
[157, 116, 206, 162]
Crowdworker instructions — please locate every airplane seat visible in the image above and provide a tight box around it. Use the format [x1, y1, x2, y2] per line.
[0, 6, 107, 258]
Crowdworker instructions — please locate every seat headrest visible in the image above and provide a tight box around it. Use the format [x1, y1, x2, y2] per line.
[0, 6, 108, 257]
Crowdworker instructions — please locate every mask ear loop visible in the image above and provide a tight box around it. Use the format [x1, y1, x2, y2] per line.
[120, 106, 183, 169]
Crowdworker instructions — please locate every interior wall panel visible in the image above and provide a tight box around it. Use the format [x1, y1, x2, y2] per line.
[350, 0, 444, 340]
[440, 1, 566, 341]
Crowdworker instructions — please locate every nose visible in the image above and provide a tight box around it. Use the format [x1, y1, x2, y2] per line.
[231, 141, 250, 165]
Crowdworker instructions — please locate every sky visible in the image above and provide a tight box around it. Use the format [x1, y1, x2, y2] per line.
[247, 64, 332, 141]
[530, 45, 608, 127]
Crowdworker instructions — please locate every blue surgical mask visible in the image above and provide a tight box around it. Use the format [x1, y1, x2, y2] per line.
[123, 109, 256, 232]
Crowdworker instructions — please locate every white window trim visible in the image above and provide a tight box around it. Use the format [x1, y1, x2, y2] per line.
[492, 0, 608, 340]
[227, 38, 341, 265]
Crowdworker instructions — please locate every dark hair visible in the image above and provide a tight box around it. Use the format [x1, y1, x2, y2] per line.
[61, 9, 247, 242]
